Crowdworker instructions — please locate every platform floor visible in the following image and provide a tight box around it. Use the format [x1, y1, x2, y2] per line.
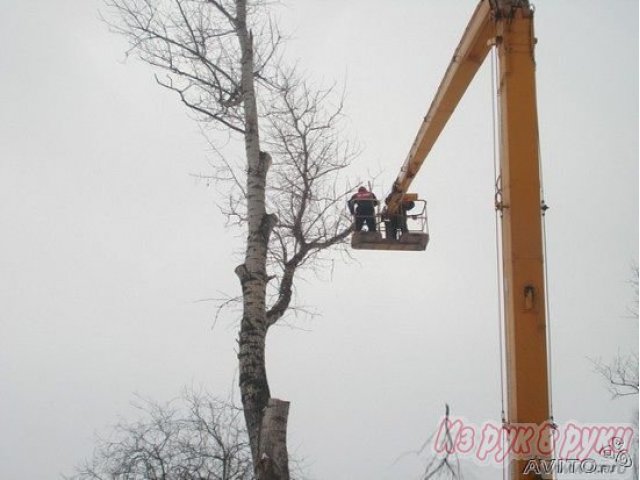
[351, 231, 429, 251]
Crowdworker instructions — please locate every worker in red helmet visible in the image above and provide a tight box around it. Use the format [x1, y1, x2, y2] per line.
[348, 186, 379, 232]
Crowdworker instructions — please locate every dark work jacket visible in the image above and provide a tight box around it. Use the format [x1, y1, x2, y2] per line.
[348, 192, 378, 215]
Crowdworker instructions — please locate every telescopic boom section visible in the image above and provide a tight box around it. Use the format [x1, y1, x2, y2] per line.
[386, 0, 493, 214]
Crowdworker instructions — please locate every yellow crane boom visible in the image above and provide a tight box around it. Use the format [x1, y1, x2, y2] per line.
[387, 1, 553, 479]
[386, 0, 493, 213]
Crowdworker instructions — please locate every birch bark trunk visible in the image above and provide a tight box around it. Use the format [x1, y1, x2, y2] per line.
[234, 1, 289, 478]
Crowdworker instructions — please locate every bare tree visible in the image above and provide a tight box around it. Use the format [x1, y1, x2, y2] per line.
[591, 264, 639, 398]
[104, 1, 355, 479]
[68, 391, 253, 480]
[420, 405, 462, 480]
[590, 263, 639, 480]
[394, 405, 462, 480]
[592, 353, 639, 398]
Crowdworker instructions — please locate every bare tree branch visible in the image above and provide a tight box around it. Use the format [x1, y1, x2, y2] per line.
[104, 2, 358, 478]
[591, 264, 639, 399]
[68, 390, 253, 480]
[394, 405, 462, 480]
[592, 353, 639, 398]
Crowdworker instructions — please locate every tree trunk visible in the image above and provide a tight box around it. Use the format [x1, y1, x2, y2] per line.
[235, 1, 289, 479]
[257, 399, 290, 480]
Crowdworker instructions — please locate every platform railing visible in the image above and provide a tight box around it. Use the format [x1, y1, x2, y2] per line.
[351, 200, 429, 239]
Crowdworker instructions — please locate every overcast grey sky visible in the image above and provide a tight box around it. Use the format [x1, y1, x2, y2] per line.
[0, 1, 638, 479]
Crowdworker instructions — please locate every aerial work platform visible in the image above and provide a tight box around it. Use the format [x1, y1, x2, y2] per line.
[350, 198, 429, 251]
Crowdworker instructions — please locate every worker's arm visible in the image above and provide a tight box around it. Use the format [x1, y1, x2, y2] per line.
[347, 196, 356, 215]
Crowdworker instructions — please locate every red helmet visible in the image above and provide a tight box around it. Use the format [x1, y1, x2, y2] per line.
[358, 186, 367, 193]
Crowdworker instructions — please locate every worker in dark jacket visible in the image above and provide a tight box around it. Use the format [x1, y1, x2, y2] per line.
[383, 195, 415, 240]
[348, 186, 379, 232]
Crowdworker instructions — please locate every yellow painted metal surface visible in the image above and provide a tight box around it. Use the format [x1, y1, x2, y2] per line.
[496, 8, 552, 480]
[402, 193, 419, 202]
[385, 1, 553, 478]
[386, 0, 493, 214]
